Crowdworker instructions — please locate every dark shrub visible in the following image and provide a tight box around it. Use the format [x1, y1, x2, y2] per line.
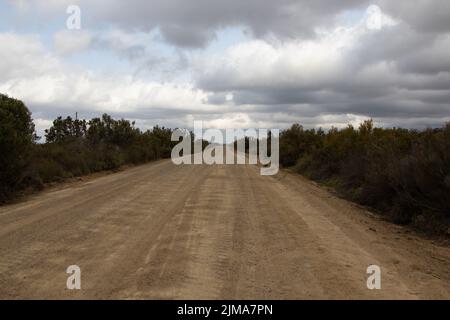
[0, 94, 175, 202]
[0, 94, 36, 200]
[280, 120, 450, 234]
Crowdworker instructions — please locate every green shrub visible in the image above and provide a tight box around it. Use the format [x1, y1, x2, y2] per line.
[0, 94, 36, 200]
[0, 94, 175, 203]
[280, 120, 450, 234]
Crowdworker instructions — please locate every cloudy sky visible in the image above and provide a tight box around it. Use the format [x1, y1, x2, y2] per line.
[1, 0, 450, 136]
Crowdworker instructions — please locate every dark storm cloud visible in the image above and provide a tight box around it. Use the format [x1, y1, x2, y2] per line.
[231, 89, 348, 106]
[5, 0, 450, 129]
[89, 0, 369, 47]
[379, 0, 450, 34]
[17, 0, 450, 47]
[191, 4, 450, 128]
[22, 0, 370, 47]
[347, 23, 450, 77]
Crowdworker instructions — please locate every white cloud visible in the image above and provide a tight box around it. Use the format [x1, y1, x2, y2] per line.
[2, 2, 450, 130]
[53, 30, 92, 55]
[0, 33, 216, 123]
[365, 5, 397, 30]
[314, 114, 377, 129]
[194, 7, 396, 92]
[0, 33, 61, 82]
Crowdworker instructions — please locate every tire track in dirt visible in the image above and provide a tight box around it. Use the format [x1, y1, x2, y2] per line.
[0, 160, 448, 299]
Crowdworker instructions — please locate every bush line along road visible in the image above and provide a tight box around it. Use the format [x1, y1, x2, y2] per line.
[1, 94, 449, 299]
[0, 159, 449, 299]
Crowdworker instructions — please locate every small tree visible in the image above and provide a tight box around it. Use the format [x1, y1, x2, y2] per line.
[45, 116, 87, 143]
[0, 94, 36, 199]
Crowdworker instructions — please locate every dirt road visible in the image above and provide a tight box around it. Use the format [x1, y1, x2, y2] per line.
[0, 160, 449, 299]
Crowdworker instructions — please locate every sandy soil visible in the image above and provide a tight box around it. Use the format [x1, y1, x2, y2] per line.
[0, 160, 449, 299]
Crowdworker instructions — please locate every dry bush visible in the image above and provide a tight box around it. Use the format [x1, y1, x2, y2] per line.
[280, 121, 450, 234]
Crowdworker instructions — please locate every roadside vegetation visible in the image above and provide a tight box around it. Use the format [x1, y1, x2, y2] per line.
[2, 93, 449, 234]
[0, 94, 175, 203]
[280, 121, 450, 234]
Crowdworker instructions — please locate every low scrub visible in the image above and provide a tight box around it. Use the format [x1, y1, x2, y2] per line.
[0, 94, 175, 202]
[280, 121, 450, 234]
